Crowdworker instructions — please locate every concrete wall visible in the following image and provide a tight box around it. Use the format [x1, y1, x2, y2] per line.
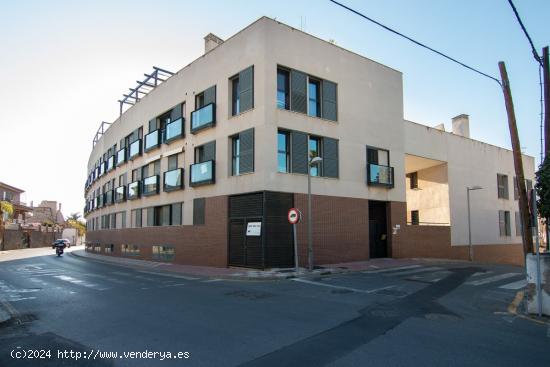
[405, 163, 450, 225]
[404, 120, 535, 247]
[2, 229, 61, 250]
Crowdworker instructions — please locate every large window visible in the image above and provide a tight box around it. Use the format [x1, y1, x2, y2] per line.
[230, 129, 254, 176]
[497, 174, 509, 199]
[277, 131, 290, 173]
[191, 86, 216, 133]
[277, 66, 337, 121]
[131, 209, 142, 228]
[121, 244, 140, 257]
[277, 68, 290, 110]
[308, 78, 321, 118]
[231, 66, 253, 116]
[145, 203, 182, 227]
[152, 246, 175, 262]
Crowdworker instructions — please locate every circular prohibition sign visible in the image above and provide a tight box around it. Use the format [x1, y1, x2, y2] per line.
[288, 208, 301, 224]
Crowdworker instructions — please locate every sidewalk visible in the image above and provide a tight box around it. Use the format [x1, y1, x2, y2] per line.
[71, 250, 445, 280]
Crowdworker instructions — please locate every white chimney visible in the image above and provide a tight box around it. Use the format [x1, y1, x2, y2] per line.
[434, 123, 445, 131]
[452, 114, 470, 138]
[204, 33, 224, 54]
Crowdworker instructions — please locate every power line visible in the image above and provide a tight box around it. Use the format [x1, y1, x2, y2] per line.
[328, 0, 502, 86]
[507, 0, 541, 65]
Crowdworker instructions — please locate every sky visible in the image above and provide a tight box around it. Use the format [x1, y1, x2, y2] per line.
[0, 0, 548, 218]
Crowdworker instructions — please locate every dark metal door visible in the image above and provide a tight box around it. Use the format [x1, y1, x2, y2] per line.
[228, 217, 263, 268]
[369, 220, 387, 258]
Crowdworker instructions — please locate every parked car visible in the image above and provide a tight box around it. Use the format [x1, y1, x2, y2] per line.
[53, 239, 71, 248]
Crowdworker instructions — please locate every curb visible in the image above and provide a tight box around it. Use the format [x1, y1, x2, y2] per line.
[70, 251, 349, 281]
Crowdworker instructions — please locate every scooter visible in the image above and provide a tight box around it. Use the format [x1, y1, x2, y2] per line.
[56, 246, 64, 257]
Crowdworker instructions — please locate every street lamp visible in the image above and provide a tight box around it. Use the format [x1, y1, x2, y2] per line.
[308, 156, 323, 271]
[467, 186, 483, 261]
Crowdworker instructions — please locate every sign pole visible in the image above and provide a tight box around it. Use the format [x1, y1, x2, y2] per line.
[293, 223, 299, 273]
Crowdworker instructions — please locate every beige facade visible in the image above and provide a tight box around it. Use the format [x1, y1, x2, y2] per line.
[84, 17, 534, 266]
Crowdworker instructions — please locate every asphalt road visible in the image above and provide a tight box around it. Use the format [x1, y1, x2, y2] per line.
[0, 247, 548, 367]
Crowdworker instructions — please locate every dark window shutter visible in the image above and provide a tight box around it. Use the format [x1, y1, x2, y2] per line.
[202, 141, 216, 162]
[323, 138, 338, 178]
[367, 148, 378, 164]
[238, 66, 254, 113]
[239, 128, 254, 174]
[322, 80, 337, 121]
[193, 198, 205, 225]
[203, 86, 216, 105]
[290, 70, 307, 114]
[291, 131, 308, 174]
[170, 103, 183, 121]
[148, 118, 157, 132]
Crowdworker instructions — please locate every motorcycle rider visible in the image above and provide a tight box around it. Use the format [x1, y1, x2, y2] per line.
[52, 240, 67, 256]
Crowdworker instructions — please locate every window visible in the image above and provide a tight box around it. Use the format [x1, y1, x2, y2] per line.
[193, 198, 205, 225]
[497, 174, 509, 199]
[104, 244, 114, 253]
[121, 244, 140, 256]
[408, 172, 419, 189]
[131, 209, 142, 228]
[308, 78, 321, 117]
[152, 245, 175, 262]
[168, 154, 178, 171]
[309, 136, 322, 176]
[499, 210, 511, 236]
[277, 68, 290, 110]
[195, 141, 215, 163]
[513, 177, 519, 200]
[411, 210, 420, 225]
[231, 75, 240, 116]
[367, 147, 393, 187]
[515, 211, 523, 236]
[144, 203, 182, 226]
[195, 93, 205, 109]
[277, 131, 290, 172]
[230, 129, 254, 176]
[232, 135, 240, 175]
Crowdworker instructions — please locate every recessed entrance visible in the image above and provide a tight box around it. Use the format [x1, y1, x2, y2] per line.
[369, 201, 388, 258]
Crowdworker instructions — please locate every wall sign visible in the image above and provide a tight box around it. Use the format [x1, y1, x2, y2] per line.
[246, 222, 262, 236]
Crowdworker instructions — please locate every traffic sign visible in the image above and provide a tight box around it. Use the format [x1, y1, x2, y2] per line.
[288, 208, 301, 224]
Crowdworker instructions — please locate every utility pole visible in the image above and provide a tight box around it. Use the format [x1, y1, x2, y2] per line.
[499, 62, 534, 256]
[543, 47, 549, 157]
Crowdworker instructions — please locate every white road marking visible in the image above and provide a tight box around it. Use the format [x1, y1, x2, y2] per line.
[363, 265, 421, 274]
[499, 279, 527, 290]
[53, 275, 109, 291]
[471, 271, 494, 277]
[291, 278, 396, 294]
[386, 267, 443, 277]
[202, 279, 224, 283]
[138, 270, 199, 281]
[407, 271, 452, 283]
[466, 273, 521, 286]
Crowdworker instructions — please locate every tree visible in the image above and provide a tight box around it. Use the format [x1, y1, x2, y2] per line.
[0, 201, 14, 251]
[67, 212, 81, 221]
[67, 219, 86, 237]
[535, 156, 550, 224]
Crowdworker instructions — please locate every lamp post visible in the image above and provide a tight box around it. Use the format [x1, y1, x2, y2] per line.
[467, 186, 483, 261]
[308, 156, 323, 271]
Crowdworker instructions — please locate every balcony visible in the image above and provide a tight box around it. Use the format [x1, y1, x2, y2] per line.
[115, 186, 126, 202]
[191, 103, 215, 134]
[367, 163, 394, 188]
[116, 147, 126, 166]
[106, 156, 115, 172]
[142, 175, 159, 196]
[189, 160, 215, 187]
[164, 118, 184, 143]
[104, 190, 114, 206]
[128, 139, 142, 160]
[127, 181, 140, 200]
[164, 168, 184, 192]
[144, 130, 160, 152]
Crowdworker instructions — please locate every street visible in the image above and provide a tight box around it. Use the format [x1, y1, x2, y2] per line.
[0, 247, 548, 367]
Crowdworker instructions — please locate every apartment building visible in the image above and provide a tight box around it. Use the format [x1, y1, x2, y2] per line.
[83, 17, 535, 268]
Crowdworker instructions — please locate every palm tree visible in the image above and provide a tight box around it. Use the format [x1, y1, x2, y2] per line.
[67, 212, 81, 221]
[0, 200, 14, 251]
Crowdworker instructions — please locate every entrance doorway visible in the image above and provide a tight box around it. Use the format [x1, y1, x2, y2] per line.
[369, 201, 388, 258]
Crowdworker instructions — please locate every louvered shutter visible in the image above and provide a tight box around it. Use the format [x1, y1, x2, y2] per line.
[193, 198, 205, 225]
[291, 131, 308, 174]
[239, 128, 254, 174]
[323, 138, 339, 178]
[322, 80, 337, 121]
[238, 66, 254, 113]
[170, 103, 183, 120]
[203, 86, 216, 105]
[202, 141, 216, 162]
[290, 70, 307, 114]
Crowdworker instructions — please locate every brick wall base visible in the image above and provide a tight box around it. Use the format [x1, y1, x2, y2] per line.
[86, 196, 228, 267]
